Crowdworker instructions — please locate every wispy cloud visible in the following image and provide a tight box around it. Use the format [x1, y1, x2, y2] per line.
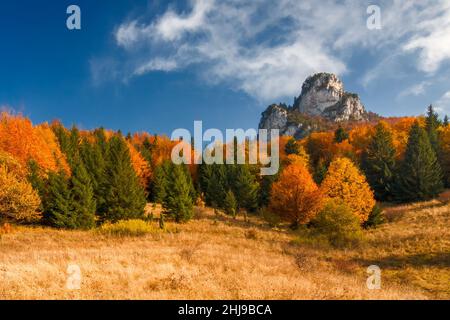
[398, 81, 431, 99]
[435, 91, 450, 115]
[104, 0, 450, 102]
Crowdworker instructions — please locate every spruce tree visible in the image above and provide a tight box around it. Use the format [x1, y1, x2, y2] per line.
[99, 135, 147, 222]
[232, 165, 259, 212]
[362, 122, 396, 201]
[258, 173, 278, 207]
[205, 164, 228, 208]
[444, 115, 449, 127]
[425, 104, 440, 153]
[163, 164, 194, 222]
[70, 159, 96, 229]
[152, 161, 171, 203]
[394, 122, 444, 202]
[334, 126, 349, 143]
[223, 189, 237, 217]
[80, 138, 106, 208]
[42, 171, 77, 228]
[285, 138, 301, 155]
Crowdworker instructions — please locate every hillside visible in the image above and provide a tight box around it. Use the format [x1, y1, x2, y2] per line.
[1, 195, 448, 300]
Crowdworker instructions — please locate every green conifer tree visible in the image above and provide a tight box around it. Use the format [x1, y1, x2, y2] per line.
[152, 161, 171, 203]
[80, 138, 106, 209]
[425, 104, 440, 153]
[223, 189, 237, 217]
[285, 138, 301, 155]
[163, 164, 194, 222]
[362, 122, 396, 201]
[232, 165, 259, 212]
[99, 135, 147, 222]
[334, 126, 349, 143]
[42, 171, 77, 228]
[70, 159, 96, 229]
[394, 122, 444, 202]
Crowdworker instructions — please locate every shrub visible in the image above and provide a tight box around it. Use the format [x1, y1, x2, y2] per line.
[363, 204, 385, 229]
[98, 219, 157, 237]
[223, 190, 237, 217]
[312, 200, 364, 248]
[258, 207, 281, 227]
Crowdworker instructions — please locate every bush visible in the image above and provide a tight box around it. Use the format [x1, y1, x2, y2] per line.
[312, 200, 364, 248]
[363, 204, 385, 229]
[98, 219, 158, 237]
[258, 207, 281, 227]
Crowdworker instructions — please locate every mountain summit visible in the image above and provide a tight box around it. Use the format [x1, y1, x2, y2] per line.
[259, 73, 370, 138]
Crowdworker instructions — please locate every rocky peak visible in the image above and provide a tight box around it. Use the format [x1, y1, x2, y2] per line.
[293, 72, 367, 121]
[258, 73, 369, 138]
[294, 73, 344, 116]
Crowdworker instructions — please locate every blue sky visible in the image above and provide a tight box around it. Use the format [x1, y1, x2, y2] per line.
[1, 0, 450, 135]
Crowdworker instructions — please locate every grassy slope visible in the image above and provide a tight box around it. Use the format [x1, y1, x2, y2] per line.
[0, 196, 448, 300]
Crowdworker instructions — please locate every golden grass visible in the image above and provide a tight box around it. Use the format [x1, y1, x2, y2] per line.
[0, 199, 448, 300]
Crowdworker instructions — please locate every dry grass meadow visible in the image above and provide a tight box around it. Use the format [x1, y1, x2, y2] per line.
[0, 196, 449, 300]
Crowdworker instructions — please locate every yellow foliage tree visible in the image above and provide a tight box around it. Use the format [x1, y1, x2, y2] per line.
[269, 162, 324, 226]
[320, 157, 375, 223]
[0, 162, 41, 222]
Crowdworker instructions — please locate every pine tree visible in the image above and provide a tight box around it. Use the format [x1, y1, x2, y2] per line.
[163, 164, 194, 222]
[334, 126, 349, 143]
[80, 138, 106, 208]
[27, 160, 45, 202]
[223, 190, 237, 217]
[285, 138, 301, 155]
[70, 159, 96, 229]
[99, 135, 147, 222]
[258, 173, 278, 207]
[42, 171, 77, 228]
[52, 124, 80, 167]
[444, 115, 449, 127]
[232, 165, 259, 212]
[425, 104, 440, 153]
[205, 164, 228, 208]
[151, 161, 171, 203]
[394, 122, 444, 202]
[361, 122, 396, 201]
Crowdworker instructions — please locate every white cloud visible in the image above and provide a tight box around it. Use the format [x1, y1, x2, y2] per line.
[435, 91, 450, 115]
[133, 58, 178, 75]
[403, 3, 450, 73]
[398, 81, 431, 99]
[109, 0, 450, 102]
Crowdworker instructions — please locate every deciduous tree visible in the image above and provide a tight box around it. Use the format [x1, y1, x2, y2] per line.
[269, 162, 323, 227]
[321, 157, 375, 223]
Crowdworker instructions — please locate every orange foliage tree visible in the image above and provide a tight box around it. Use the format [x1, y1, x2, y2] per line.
[127, 141, 152, 187]
[0, 112, 69, 174]
[320, 157, 375, 223]
[269, 162, 324, 226]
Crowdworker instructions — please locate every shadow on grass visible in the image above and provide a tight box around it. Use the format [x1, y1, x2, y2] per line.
[353, 252, 450, 269]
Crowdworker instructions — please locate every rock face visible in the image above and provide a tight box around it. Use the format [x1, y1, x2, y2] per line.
[259, 73, 369, 138]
